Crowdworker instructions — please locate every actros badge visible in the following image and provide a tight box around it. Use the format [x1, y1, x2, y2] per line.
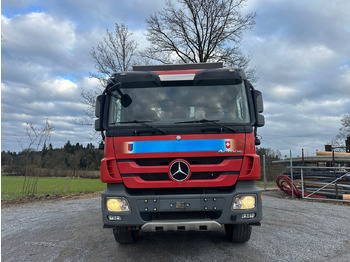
[169, 160, 191, 182]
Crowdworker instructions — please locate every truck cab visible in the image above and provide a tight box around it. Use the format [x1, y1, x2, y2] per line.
[95, 63, 264, 244]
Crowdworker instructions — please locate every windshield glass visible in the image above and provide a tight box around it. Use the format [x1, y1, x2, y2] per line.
[108, 83, 250, 126]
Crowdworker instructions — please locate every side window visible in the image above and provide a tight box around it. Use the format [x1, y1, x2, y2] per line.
[108, 97, 121, 125]
[231, 84, 249, 123]
[236, 92, 243, 120]
[236, 85, 250, 123]
[116, 100, 121, 122]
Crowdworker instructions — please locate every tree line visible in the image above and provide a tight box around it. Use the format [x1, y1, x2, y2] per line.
[1, 141, 103, 177]
[2, 144, 282, 181]
[256, 147, 284, 181]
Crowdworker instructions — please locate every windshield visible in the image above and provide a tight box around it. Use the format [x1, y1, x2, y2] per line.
[108, 83, 250, 126]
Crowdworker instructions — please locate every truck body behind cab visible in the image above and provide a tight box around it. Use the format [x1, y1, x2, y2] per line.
[95, 63, 265, 243]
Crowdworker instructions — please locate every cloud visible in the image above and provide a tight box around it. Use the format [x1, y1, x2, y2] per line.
[1, 0, 350, 157]
[241, 0, 350, 156]
[42, 78, 79, 100]
[2, 13, 76, 66]
[14, 0, 165, 30]
[1, 6, 143, 151]
[337, 65, 350, 93]
[1, 10, 99, 152]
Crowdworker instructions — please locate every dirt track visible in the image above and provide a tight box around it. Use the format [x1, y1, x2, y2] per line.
[2, 192, 350, 262]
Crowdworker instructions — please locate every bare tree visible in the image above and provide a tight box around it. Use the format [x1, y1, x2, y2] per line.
[90, 22, 138, 86]
[19, 120, 54, 198]
[339, 114, 350, 138]
[78, 88, 100, 128]
[333, 113, 350, 147]
[80, 23, 138, 127]
[82, 1, 257, 127]
[142, 0, 256, 79]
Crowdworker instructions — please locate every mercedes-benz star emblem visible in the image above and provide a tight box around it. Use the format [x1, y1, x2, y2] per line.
[169, 160, 190, 182]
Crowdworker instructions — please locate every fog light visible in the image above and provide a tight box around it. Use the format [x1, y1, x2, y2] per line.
[232, 195, 256, 210]
[108, 215, 122, 221]
[242, 213, 256, 219]
[106, 198, 130, 212]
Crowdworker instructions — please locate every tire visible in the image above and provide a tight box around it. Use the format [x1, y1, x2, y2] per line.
[224, 224, 252, 243]
[113, 226, 139, 244]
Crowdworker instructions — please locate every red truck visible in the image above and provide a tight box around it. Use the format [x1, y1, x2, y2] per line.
[95, 63, 264, 244]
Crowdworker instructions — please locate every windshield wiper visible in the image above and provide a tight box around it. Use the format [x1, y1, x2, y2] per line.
[175, 119, 236, 133]
[175, 119, 220, 124]
[119, 120, 168, 135]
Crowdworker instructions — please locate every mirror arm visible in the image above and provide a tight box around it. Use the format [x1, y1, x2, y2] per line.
[115, 87, 124, 97]
[107, 81, 122, 93]
[98, 131, 105, 150]
[254, 127, 261, 146]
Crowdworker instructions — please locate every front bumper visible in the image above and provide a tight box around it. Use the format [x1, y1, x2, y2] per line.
[101, 180, 262, 231]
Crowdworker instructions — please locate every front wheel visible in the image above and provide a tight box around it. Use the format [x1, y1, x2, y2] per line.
[224, 224, 252, 243]
[113, 226, 139, 244]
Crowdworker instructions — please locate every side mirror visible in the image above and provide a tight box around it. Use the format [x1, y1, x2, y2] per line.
[255, 137, 261, 146]
[253, 89, 265, 127]
[107, 83, 132, 108]
[254, 90, 264, 113]
[256, 114, 265, 127]
[95, 95, 105, 131]
[121, 94, 132, 108]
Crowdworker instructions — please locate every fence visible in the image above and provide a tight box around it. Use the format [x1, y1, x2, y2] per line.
[274, 149, 350, 202]
[288, 165, 350, 202]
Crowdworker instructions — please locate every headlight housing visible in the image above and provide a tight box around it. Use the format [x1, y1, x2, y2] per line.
[232, 195, 256, 210]
[106, 198, 130, 212]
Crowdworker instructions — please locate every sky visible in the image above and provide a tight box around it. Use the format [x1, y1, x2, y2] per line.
[1, 0, 350, 157]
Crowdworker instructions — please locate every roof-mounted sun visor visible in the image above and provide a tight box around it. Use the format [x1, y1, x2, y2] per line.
[155, 69, 201, 81]
[194, 68, 246, 86]
[133, 63, 223, 82]
[110, 71, 161, 88]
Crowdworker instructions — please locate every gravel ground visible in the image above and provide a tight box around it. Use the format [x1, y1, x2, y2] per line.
[1, 192, 350, 262]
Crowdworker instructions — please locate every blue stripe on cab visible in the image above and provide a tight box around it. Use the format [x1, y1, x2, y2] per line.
[132, 139, 226, 153]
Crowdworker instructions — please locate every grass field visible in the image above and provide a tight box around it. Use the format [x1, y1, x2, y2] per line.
[1, 176, 277, 200]
[256, 180, 277, 189]
[1, 176, 106, 200]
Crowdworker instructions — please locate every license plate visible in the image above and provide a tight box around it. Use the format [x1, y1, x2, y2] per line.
[175, 202, 185, 209]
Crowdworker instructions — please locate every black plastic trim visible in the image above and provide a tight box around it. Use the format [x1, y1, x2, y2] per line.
[133, 63, 223, 71]
[117, 156, 242, 166]
[106, 125, 253, 137]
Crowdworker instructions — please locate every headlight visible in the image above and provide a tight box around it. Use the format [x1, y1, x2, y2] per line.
[106, 198, 130, 212]
[232, 195, 256, 210]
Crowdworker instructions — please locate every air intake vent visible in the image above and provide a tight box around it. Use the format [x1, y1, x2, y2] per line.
[107, 160, 119, 178]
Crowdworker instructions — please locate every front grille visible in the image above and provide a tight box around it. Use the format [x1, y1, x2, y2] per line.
[125, 172, 230, 181]
[119, 156, 241, 186]
[139, 173, 169, 181]
[190, 172, 221, 180]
